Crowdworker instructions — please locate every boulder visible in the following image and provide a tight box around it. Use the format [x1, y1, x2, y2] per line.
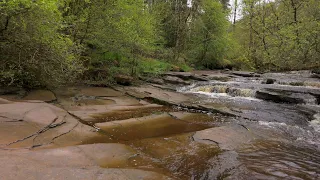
[115, 75, 134, 86]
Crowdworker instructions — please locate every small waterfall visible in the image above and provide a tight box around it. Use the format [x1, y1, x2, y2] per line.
[196, 85, 228, 93]
[189, 85, 256, 98]
[226, 87, 256, 97]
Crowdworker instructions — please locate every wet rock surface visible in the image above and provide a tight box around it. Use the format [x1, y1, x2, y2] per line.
[255, 90, 306, 104]
[0, 144, 169, 180]
[1, 70, 320, 179]
[23, 90, 57, 102]
[193, 125, 257, 150]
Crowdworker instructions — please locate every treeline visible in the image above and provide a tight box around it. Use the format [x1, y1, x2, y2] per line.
[0, 0, 319, 88]
[0, 0, 232, 88]
[234, 0, 320, 71]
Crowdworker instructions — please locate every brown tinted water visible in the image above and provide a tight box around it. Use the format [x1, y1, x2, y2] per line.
[237, 140, 320, 180]
[91, 106, 175, 123]
[84, 112, 215, 142]
[127, 132, 221, 179]
[80, 110, 320, 179]
[78, 112, 222, 179]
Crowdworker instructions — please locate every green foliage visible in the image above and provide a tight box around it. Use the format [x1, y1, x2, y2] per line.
[186, 0, 231, 69]
[5, 0, 304, 88]
[0, 0, 84, 88]
[179, 64, 193, 72]
[138, 58, 172, 74]
[62, 0, 160, 79]
[234, 0, 320, 71]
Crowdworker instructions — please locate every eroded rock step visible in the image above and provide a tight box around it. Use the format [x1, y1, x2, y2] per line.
[0, 97, 179, 179]
[0, 86, 233, 180]
[2, 80, 319, 180]
[93, 112, 215, 142]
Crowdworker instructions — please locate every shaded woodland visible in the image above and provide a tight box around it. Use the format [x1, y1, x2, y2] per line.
[0, 0, 319, 88]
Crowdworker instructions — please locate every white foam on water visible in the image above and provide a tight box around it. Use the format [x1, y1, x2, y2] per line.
[176, 83, 198, 92]
[194, 91, 229, 97]
[190, 91, 262, 102]
[181, 83, 262, 102]
[258, 121, 287, 128]
[310, 113, 320, 133]
[259, 120, 320, 146]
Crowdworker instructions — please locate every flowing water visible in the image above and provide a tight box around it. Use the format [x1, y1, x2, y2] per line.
[237, 140, 320, 179]
[2, 72, 320, 179]
[173, 73, 320, 179]
[71, 72, 320, 179]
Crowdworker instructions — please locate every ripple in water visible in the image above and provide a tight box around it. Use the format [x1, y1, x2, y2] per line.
[238, 140, 320, 180]
[258, 120, 320, 147]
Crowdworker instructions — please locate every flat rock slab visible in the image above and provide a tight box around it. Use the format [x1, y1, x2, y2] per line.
[79, 143, 136, 168]
[193, 125, 257, 150]
[0, 101, 62, 126]
[231, 71, 261, 77]
[54, 87, 145, 111]
[163, 72, 208, 81]
[0, 99, 102, 148]
[256, 90, 307, 104]
[101, 96, 141, 106]
[0, 143, 170, 180]
[18, 143, 136, 168]
[145, 77, 165, 85]
[0, 166, 169, 180]
[124, 85, 195, 106]
[23, 90, 57, 102]
[80, 87, 123, 97]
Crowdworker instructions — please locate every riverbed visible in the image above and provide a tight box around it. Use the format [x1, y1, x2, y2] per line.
[0, 70, 319, 179]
